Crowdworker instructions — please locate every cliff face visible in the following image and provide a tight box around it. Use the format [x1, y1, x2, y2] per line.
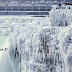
[9, 5, 72, 72]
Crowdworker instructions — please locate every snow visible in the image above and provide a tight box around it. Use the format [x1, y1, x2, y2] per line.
[0, 5, 72, 72]
[49, 5, 72, 26]
[9, 7, 72, 72]
[8, 6, 72, 72]
[0, 16, 48, 72]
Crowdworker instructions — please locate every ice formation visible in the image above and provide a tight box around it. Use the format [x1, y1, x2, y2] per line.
[9, 5, 72, 72]
[49, 5, 72, 26]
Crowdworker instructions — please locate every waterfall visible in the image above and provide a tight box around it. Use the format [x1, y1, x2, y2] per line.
[9, 5, 72, 72]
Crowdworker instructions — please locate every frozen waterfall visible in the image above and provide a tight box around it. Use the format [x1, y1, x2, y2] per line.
[9, 5, 72, 72]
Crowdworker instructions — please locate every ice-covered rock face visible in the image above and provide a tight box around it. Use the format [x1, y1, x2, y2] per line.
[9, 5, 72, 72]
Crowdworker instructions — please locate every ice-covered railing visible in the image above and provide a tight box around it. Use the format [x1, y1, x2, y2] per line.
[9, 5, 72, 72]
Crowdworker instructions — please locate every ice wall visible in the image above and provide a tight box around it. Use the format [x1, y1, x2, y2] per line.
[9, 5, 72, 72]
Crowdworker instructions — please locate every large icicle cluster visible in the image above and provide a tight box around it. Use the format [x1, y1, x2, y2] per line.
[9, 5, 72, 72]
